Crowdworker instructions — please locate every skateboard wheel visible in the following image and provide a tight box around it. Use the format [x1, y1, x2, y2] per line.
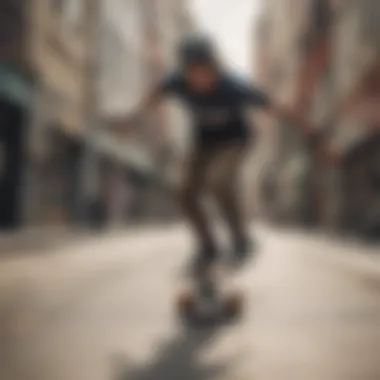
[176, 291, 197, 319]
[224, 291, 243, 318]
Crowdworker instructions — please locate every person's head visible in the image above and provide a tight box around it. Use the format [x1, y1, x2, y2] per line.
[178, 35, 221, 92]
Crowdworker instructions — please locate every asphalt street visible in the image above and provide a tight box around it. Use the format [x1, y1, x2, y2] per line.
[0, 225, 380, 380]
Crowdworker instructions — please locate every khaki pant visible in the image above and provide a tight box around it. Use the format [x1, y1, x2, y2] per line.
[178, 142, 248, 251]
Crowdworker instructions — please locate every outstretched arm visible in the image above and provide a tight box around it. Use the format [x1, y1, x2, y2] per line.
[266, 102, 315, 136]
[106, 86, 162, 135]
[234, 78, 315, 135]
[110, 73, 181, 134]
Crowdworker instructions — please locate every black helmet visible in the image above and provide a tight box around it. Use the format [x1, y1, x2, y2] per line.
[178, 35, 217, 67]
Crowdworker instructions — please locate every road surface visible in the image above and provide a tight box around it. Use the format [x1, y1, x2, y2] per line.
[0, 225, 380, 380]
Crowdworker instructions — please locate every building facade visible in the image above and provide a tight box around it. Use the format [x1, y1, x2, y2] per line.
[0, 1, 35, 229]
[0, 0, 99, 229]
[96, 0, 193, 225]
[0, 0, 192, 230]
[254, 0, 315, 223]
[254, 0, 380, 234]
[139, 0, 194, 220]
[326, 0, 380, 233]
[24, 0, 100, 227]
[94, 0, 151, 226]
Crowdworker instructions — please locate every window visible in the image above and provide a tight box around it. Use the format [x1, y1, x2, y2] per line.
[361, 0, 380, 46]
[65, 0, 84, 28]
[140, 0, 158, 30]
[300, 0, 332, 51]
[0, 0, 24, 50]
[311, 0, 332, 33]
[51, 0, 64, 13]
[51, 0, 84, 30]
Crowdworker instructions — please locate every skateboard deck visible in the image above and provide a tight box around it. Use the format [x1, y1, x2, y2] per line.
[175, 262, 244, 324]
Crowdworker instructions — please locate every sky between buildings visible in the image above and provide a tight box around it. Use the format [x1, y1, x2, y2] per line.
[189, 0, 261, 75]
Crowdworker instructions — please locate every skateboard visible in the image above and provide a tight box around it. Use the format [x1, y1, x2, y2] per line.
[175, 262, 244, 324]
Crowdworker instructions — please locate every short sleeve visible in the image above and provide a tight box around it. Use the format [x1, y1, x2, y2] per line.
[157, 73, 183, 95]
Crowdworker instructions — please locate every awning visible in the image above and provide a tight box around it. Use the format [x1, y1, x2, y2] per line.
[0, 64, 33, 107]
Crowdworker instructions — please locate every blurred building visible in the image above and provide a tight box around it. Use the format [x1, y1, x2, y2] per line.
[139, 0, 193, 220]
[0, 0, 100, 229]
[93, 0, 155, 226]
[326, 0, 380, 233]
[253, 0, 380, 234]
[0, 0, 192, 230]
[95, 0, 193, 225]
[253, 0, 318, 224]
[29, 0, 100, 227]
[0, 1, 32, 229]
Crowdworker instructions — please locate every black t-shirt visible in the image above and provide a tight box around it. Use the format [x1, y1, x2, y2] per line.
[158, 71, 271, 145]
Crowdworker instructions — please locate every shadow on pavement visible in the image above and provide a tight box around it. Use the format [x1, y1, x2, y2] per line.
[114, 326, 235, 380]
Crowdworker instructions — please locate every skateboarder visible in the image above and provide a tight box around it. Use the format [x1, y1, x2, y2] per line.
[123, 35, 315, 273]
